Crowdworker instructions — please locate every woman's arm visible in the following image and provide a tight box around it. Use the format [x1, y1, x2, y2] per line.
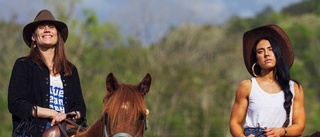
[32, 106, 68, 126]
[230, 80, 251, 137]
[8, 58, 34, 119]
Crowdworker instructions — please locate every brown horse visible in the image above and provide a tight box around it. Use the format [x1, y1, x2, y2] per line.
[74, 73, 151, 137]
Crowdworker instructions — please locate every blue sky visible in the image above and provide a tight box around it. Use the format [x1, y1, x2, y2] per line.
[0, 0, 302, 44]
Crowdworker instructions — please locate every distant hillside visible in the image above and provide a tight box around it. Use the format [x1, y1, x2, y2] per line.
[282, 0, 320, 15]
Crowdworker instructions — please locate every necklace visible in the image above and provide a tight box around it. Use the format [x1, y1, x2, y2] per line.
[47, 63, 54, 71]
[48, 63, 53, 66]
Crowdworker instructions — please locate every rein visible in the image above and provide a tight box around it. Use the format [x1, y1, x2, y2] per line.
[42, 112, 86, 137]
[58, 122, 68, 137]
[53, 118, 85, 137]
[64, 118, 86, 135]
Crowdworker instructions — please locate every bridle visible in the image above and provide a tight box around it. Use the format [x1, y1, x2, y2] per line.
[102, 113, 148, 137]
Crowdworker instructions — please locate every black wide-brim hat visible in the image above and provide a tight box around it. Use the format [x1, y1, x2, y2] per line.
[243, 24, 294, 77]
[23, 9, 68, 47]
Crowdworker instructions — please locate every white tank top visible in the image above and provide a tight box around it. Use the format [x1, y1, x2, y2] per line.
[243, 77, 294, 128]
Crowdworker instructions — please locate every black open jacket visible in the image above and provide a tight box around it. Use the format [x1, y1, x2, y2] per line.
[8, 57, 86, 137]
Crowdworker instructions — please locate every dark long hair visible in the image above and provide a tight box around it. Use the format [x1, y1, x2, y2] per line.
[252, 37, 293, 127]
[27, 32, 73, 76]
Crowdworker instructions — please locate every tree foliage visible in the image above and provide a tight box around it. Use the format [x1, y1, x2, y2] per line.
[282, 0, 320, 16]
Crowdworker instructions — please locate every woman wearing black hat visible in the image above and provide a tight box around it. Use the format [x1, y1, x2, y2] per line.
[229, 24, 305, 137]
[8, 9, 86, 136]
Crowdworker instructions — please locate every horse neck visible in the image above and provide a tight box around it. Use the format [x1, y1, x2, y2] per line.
[74, 118, 104, 137]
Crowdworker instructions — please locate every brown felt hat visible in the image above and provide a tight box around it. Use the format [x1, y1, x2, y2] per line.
[23, 9, 68, 47]
[243, 24, 294, 77]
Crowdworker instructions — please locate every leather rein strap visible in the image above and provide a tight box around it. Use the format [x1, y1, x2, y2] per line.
[57, 122, 69, 137]
[58, 118, 85, 137]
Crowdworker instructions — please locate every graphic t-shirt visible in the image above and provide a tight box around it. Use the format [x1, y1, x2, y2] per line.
[49, 75, 65, 113]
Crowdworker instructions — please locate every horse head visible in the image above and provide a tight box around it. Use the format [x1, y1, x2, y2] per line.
[75, 73, 151, 137]
[103, 73, 151, 137]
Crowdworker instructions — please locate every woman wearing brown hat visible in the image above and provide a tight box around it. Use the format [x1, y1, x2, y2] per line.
[8, 9, 86, 136]
[229, 24, 305, 137]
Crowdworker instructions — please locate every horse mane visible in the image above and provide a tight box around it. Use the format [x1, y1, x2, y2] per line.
[103, 83, 147, 131]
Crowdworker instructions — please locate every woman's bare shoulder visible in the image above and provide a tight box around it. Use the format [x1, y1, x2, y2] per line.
[293, 81, 304, 95]
[236, 79, 252, 96]
[239, 79, 252, 88]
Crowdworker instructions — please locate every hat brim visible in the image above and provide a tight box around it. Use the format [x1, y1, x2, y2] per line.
[243, 24, 294, 77]
[23, 20, 68, 47]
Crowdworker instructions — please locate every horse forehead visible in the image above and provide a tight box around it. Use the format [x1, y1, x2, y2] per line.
[119, 84, 138, 91]
[121, 101, 130, 109]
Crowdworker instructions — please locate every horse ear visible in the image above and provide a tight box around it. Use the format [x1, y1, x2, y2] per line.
[106, 73, 119, 93]
[137, 73, 152, 95]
